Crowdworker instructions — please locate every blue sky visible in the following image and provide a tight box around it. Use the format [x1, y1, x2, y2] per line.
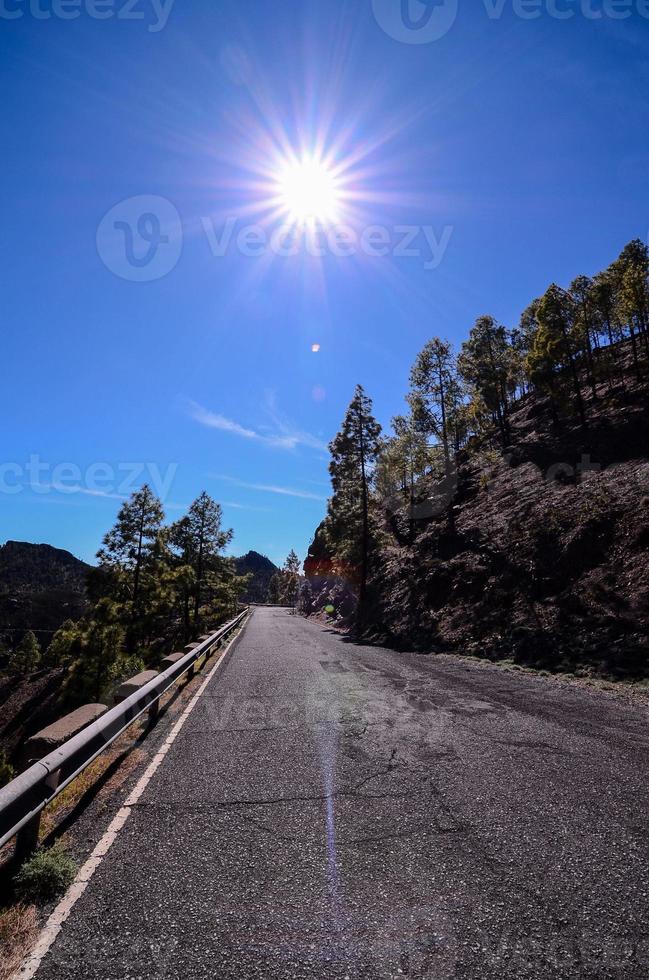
[2, 0, 648, 567]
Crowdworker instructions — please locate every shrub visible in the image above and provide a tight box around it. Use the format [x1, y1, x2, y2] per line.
[108, 654, 145, 688]
[13, 847, 77, 904]
[0, 750, 14, 788]
[8, 632, 42, 675]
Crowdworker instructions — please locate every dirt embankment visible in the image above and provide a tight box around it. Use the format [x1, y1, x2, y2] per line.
[305, 346, 649, 679]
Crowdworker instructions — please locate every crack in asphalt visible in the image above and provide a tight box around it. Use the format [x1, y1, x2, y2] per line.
[28, 608, 649, 980]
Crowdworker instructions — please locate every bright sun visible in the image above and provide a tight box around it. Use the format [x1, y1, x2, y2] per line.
[275, 154, 341, 226]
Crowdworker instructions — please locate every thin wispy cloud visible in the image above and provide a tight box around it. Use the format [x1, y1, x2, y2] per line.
[186, 397, 327, 453]
[32, 482, 125, 501]
[221, 500, 272, 512]
[260, 390, 329, 452]
[30, 482, 186, 511]
[212, 475, 327, 502]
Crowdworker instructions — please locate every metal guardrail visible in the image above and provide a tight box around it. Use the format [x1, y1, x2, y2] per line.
[0, 609, 248, 859]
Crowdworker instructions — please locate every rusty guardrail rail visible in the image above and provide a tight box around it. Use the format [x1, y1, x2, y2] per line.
[0, 609, 248, 859]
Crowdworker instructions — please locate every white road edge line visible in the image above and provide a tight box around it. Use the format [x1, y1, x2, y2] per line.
[12, 616, 250, 980]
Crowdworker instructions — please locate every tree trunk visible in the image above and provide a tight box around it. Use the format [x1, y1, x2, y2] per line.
[357, 422, 370, 635]
[560, 324, 587, 428]
[629, 321, 642, 382]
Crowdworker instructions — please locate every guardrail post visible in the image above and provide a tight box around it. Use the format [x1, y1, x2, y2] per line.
[13, 768, 59, 862]
[148, 697, 160, 723]
[14, 814, 41, 863]
[0, 611, 249, 856]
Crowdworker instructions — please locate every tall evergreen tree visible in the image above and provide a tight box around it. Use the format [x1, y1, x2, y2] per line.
[267, 551, 302, 606]
[166, 491, 233, 634]
[408, 338, 458, 467]
[536, 284, 587, 428]
[192, 493, 231, 627]
[458, 316, 514, 445]
[267, 572, 282, 605]
[512, 299, 541, 396]
[62, 601, 130, 705]
[613, 240, 649, 371]
[325, 385, 381, 628]
[570, 275, 599, 400]
[97, 485, 165, 638]
[282, 550, 302, 607]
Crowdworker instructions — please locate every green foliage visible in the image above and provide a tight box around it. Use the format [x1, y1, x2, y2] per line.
[108, 653, 146, 687]
[62, 605, 126, 705]
[167, 491, 234, 633]
[8, 631, 42, 675]
[97, 485, 165, 649]
[458, 315, 515, 445]
[46, 619, 83, 668]
[0, 749, 15, 788]
[324, 386, 382, 601]
[13, 846, 77, 904]
[267, 551, 302, 606]
[45, 486, 245, 698]
[408, 337, 461, 462]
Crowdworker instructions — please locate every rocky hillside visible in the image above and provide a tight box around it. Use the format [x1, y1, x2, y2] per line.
[304, 344, 649, 680]
[233, 551, 278, 602]
[0, 541, 90, 652]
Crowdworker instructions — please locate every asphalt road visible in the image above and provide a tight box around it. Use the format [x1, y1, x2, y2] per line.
[31, 607, 649, 979]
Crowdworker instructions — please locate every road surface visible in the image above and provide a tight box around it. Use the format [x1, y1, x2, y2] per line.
[29, 607, 649, 978]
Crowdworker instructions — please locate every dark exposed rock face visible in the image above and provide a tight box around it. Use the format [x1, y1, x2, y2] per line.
[304, 348, 649, 678]
[0, 541, 90, 652]
[233, 551, 279, 603]
[0, 668, 67, 764]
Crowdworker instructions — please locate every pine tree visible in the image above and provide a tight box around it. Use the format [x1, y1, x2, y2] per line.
[536, 284, 587, 428]
[512, 299, 541, 397]
[408, 338, 458, 467]
[63, 602, 128, 705]
[267, 572, 282, 605]
[376, 415, 431, 543]
[266, 553, 301, 607]
[569, 275, 598, 400]
[97, 485, 165, 644]
[8, 631, 42, 675]
[408, 338, 463, 533]
[46, 619, 83, 668]
[613, 240, 649, 372]
[325, 385, 381, 628]
[168, 492, 233, 631]
[458, 316, 514, 445]
[281, 550, 302, 606]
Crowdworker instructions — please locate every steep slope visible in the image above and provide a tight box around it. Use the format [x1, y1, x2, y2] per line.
[0, 541, 90, 651]
[304, 345, 649, 679]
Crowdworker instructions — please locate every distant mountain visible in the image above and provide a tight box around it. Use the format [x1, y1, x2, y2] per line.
[233, 551, 278, 603]
[0, 541, 90, 649]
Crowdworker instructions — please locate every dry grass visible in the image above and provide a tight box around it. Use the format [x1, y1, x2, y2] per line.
[38, 648, 221, 842]
[0, 903, 38, 980]
[0, 639, 244, 978]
